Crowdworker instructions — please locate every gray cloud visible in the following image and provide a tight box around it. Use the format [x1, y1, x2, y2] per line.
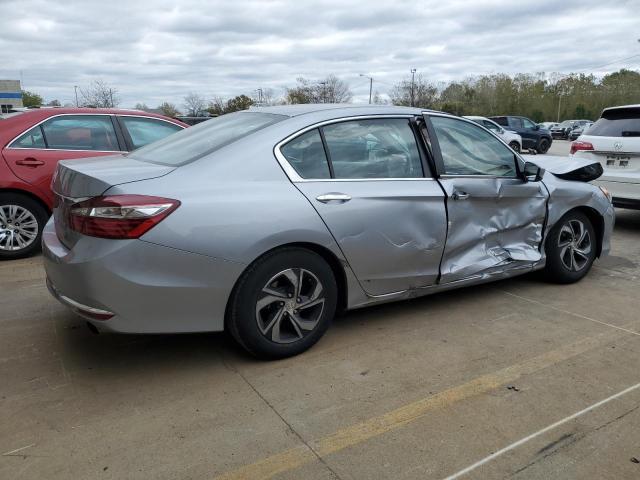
[2, 0, 639, 107]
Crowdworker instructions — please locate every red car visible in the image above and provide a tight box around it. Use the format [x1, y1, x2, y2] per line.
[0, 108, 187, 259]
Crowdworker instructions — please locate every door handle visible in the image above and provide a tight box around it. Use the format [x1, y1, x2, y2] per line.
[452, 191, 469, 201]
[15, 158, 45, 167]
[316, 193, 351, 204]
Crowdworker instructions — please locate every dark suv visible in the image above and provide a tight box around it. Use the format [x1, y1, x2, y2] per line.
[489, 116, 553, 153]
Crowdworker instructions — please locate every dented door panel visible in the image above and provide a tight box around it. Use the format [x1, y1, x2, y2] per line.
[295, 180, 447, 296]
[437, 177, 548, 283]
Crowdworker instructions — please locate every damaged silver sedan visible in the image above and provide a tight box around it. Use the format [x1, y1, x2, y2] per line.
[43, 105, 614, 358]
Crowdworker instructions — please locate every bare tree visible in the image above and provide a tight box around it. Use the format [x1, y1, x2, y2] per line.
[207, 96, 226, 116]
[183, 92, 206, 116]
[134, 102, 150, 111]
[79, 80, 120, 108]
[390, 74, 438, 109]
[285, 75, 352, 104]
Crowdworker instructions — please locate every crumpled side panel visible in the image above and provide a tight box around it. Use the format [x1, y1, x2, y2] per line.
[438, 177, 547, 283]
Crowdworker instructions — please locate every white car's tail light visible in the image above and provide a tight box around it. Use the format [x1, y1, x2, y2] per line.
[70, 195, 180, 239]
[570, 141, 594, 155]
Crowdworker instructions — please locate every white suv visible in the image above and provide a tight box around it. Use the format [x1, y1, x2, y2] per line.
[464, 116, 523, 152]
[571, 104, 640, 209]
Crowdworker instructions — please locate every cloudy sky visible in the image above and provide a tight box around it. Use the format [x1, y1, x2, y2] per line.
[2, 0, 639, 108]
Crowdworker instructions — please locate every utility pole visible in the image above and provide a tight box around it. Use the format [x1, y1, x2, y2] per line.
[109, 89, 114, 108]
[410, 68, 416, 107]
[74, 85, 78, 107]
[359, 74, 373, 104]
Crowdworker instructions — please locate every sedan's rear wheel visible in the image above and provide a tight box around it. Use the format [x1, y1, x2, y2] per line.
[227, 248, 337, 358]
[543, 211, 596, 284]
[508, 141, 521, 153]
[0, 193, 48, 260]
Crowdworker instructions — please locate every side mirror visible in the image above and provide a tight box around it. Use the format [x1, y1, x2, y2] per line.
[533, 124, 540, 131]
[523, 161, 544, 182]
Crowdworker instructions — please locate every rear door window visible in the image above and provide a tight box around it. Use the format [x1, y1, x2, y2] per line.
[280, 129, 331, 179]
[41, 115, 120, 151]
[119, 116, 183, 149]
[509, 117, 524, 129]
[588, 109, 640, 137]
[322, 118, 423, 179]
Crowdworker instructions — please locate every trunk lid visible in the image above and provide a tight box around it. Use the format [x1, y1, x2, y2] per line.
[577, 134, 640, 184]
[52, 155, 175, 249]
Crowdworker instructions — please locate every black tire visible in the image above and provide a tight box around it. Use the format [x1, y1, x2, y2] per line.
[509, 141, 521, 153]
[543, 211, 596, 284]
[537, 138, 550, 154]
[227, 247, 337, 359]
[0, 193, 49, 260]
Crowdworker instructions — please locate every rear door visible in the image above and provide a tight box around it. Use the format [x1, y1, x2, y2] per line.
[425, 114, 548, 283]
[277, 116, 447, 296]
[2, 114, 124, 204]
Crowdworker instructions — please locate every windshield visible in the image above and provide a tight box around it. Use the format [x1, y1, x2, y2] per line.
[129, 111, 286, 166]
[587, 108, 640, 137]
[559, 120, 574, 127]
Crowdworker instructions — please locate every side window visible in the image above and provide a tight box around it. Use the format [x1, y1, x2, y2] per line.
[492, 117, 508, 126]
[12, 126, 46, 148]
[521, 118, 536, 129]
[120, 117, 183, 150]
[280, 129, 330, 179]
[431, 116, 517, 177]
[322, 119, 423, 179]
[482, 120, 500, 132]
[41, 115, 119, 151]
[509, 117, 524, 129]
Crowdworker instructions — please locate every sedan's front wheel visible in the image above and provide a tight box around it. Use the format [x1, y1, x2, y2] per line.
[227, 248, 337, 358]
[544, 211, 596, 284]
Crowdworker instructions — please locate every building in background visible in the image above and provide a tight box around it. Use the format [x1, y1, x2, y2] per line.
[0, 80, 23, 113]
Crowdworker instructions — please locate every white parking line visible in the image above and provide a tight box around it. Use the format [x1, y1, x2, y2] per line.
[442, 381, 640, 480]
[500, 290, 640, 337]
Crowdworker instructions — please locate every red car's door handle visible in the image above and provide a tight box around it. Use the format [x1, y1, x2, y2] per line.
[15, 158, 45, 167]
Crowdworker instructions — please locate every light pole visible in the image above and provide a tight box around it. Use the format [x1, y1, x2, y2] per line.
[319, 81, 327, 103]
[74, 85, 78, 107]
[410, 68, 416, 107]
[359, 74, 373, 104]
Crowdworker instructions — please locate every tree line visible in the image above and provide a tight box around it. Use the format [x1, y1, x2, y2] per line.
[20, 68, 640, 122]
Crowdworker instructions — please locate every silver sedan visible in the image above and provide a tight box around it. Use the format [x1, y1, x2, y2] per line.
[43, 105, 614, 358]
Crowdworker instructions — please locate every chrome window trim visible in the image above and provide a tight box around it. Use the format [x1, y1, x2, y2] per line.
[117, 114, 186, 129]
[273, 114, 430, 182]
[5, 112, 181, 152]
[423, 111, 524, 179]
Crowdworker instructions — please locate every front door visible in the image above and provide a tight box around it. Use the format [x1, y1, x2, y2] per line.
[277, 117, 447, 296]
[426, 114, 548, 284]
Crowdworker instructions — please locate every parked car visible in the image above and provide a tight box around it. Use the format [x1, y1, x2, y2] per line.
[539, 122, 559, 130]
[0, 108, 187, 258]
[568, 122, 594, 141]
[43, 105, 613, 359]
[550, 120, 591, 140]
[489, 115, 553, 153]
[571, 104, 640, 208]
[464, 115, 523, 152]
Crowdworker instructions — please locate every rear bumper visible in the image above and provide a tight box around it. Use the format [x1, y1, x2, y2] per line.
[42, 219, 246, 333]
[593, 179, 640, 204]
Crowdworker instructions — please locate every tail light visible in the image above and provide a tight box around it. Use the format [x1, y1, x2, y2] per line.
[70, 195, 180, 239]
[570, 141, 594, 155]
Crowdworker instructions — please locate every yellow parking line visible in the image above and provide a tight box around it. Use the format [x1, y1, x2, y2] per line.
[215, 326, 633, 480]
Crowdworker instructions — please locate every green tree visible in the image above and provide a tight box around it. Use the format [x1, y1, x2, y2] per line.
[158, 102, 180, 117]
[22, 90, 43, 107]
[224, 94, 254, 113]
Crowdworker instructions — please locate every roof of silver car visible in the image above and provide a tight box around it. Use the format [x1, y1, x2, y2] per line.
[249, 103, 430, 117]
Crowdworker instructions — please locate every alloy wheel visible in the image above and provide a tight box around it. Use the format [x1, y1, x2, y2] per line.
[255, 268, 325, 344]
[0, 205, 39, 252]
[558, 219, 591, 272]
